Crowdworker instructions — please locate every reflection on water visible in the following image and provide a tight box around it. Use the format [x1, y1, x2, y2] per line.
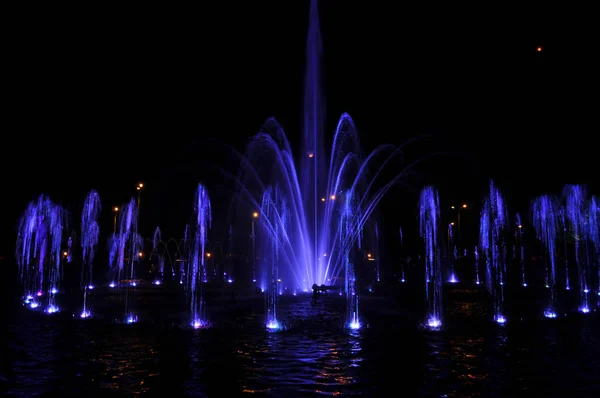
[3, 291, 600, 396]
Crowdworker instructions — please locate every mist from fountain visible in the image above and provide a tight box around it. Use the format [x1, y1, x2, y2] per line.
[419, 186, 442, 330]
[185, 184, 212, 329]
[80, 190, 101, 318]
[479, 181, 508, 324]
[532, 195, 559, 318]
[16, 195, 67, 314]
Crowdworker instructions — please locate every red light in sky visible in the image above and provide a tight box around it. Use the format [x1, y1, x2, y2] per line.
[537, 46, 542, 52]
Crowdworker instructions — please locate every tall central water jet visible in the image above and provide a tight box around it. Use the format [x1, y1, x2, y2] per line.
[185, 183, 212, 329]
[419, 186, 442, 330]
[16, 195, 66, 313]
[80, 190, 101, 318]
[238, 0, 418, 291]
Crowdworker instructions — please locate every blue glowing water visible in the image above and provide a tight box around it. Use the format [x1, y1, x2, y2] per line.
[419, 186, 442, 329]
[479, 180, 508, 324]
[399, 227, 406, 282]
[16, 195, 66, 314]
[563, 185, 598, 313]
[447, 222, 458, 283]
[107, 198, 141, 321]
[237, 0, 417, 292]
[80, 190, 101, 318]
[185, 183, 212, 329]
[515, 213, 526, 286]
[261, 186, 286, 330]
[152, 227, 164, 281]
[532, 194, 559, 316]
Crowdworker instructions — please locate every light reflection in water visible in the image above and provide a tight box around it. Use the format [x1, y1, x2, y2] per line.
[6, 293, 600, 396]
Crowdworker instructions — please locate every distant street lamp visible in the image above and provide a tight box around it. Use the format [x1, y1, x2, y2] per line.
[113, 206, 119, 233]
[136, 183, 144, 229]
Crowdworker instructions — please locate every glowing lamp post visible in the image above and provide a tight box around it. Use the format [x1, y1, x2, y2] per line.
[136, 183, 144, 228]
[113, 206, 119, 233]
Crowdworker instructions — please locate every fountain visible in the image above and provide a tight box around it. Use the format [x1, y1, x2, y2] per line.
[447, 222, 458, 283]
[151, 227, 165, 285]
[474, 245, 481, 285]
[558, 207, 570, 290]
[515, 213, 526, 287]
[589, 196, 600, 295]
[532, 195, 559, 318]
[261, 186, 286, 330]
[236, 0, 420, 296]
[479, 181, 508, 324]
[563, 185, 598, 313]
[342, 192, 361, 330]
[80, 190, 101, 318]
[149, 237, 184, 282]
[185, 183, 212, 329]
[399, 227, 406, 282]
[16, 195, 66, 313]
[419, 186, 442, 330]
[108, 198, 141, 322]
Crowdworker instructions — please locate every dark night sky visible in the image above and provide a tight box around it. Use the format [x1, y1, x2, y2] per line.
[2, 1, 598, 257]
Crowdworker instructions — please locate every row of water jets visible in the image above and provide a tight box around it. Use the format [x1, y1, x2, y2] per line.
[421, 182, 600, 330]
[15, 184, 360, 331]
[16, 181, 600, 332]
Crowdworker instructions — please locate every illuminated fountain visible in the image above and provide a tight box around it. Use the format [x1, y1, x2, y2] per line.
[108, 198, 142, 323]
[399, 227, 406, 283]
[16, 195, 66, 314]
[563, 185, 598, 313]
[558, 207, 571, 290]
[342, 191, 361, 330]
[447, 222, 458, 283]
[479, 181, 508, 324]
[532, 195, 559, 318]
[589, 196, 600, 296]
[79, 190, 101, 318]
[151, 227, 165, 285]
[473, 246, 481, 285]
[185, 183, 212, 329]
[236, 0, 418, 294]
[261, 186, 286, 330]
[514, 213, 526, 286]
[419, 186, 442, 330]
[149, 236, 183, 283]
